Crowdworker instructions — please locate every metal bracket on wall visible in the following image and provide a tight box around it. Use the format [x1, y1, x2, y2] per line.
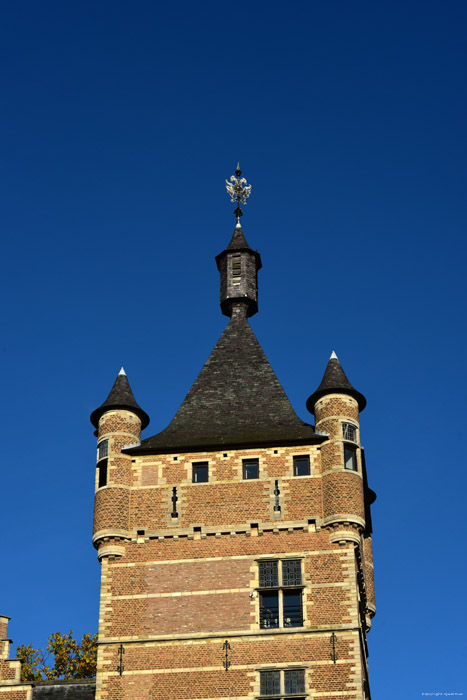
[117, 643, 125, 675]
[222, 640, 231, 671]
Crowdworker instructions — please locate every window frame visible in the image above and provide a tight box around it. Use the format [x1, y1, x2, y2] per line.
[293, 455, 310, 477]
[258, 667, 307, 698]
[192, 461, 209, 483]
[97, 459, 108, 488]
[257, 559, 304, 630]
[97, 439, 108, 461]
[344, 444, 358, 471]
[342, 422, 358, 442]
[243, 458, 259, 480]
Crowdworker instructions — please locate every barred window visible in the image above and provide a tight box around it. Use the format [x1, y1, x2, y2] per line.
[258, 560, 303, 629]
[98, 439, 108, 460]
[259, 560, 279, 588]
[284, 669, 305, 695]
[342, 422, 357, 442]
[260, 670, 280, 696]
[259, 668, 306, 697]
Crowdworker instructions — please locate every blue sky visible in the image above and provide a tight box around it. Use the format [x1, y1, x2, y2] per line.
[1, 2, 466, 698]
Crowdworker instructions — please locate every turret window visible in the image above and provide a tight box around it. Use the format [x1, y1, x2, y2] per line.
[232, 255, 241, 283]
[342, 422, 357, 442]
[344, 445, 358, 471]
[98, 459, 108, 488]
[259, 668, 306, 697]
[192, 462, 209, 483]
[258, 560, 303, 629]
[98, 440, 108, 460]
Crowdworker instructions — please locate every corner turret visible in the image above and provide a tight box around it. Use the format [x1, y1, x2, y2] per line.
[91, 368, 149, 560]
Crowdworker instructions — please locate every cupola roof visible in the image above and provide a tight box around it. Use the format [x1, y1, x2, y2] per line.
[306, 352, 366, 414]
[90, 368, 150, 429]
[127, 309, 324, 454]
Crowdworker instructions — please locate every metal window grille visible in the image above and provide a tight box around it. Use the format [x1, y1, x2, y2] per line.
[284, 669, 305, 695]
[98, 440, 108, 460]
[282, 560, 302, 587]
[342, 422, 357, 441]
[260, 670, 280, 696]
[259, 560, 279, 587]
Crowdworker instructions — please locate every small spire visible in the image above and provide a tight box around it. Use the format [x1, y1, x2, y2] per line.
[90, 369, 150, 429]
[306, 353, 366, 415]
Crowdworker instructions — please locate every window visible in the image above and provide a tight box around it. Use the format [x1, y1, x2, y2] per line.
[293, 456, 310, 476]
[98, 459, 108, 488]
[342, 422, 357, 442]
[259, 669, 305, 698]
[98, 439, 108, 460]
[192, 462, 209, 483]
[344, 445, 357, 471]
[243, 458, 259, 479]
[258, 560, 303, 629]
[232, 255, 241, 283]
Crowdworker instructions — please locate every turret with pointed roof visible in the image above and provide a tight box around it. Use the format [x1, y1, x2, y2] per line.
[306, 351, 366, 414]
[90, 367, 149, 430]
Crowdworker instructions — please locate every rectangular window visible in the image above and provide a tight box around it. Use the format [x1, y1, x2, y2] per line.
[260, 670, 281, 696]
[342, 422, 357, 442]
[344, 445, 357, 471]
[293, 455, 310, 476]
[258, 560, 303, 629]
[192, 462, 209, 483]
[98, 439, 108, 460]
[260, 669, 306, 698]
[98, 459, 108, 488]
[243, 458, 259, 479]
[232, 254, 241, 282]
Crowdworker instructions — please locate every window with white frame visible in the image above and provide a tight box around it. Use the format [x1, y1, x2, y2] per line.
[259, 668, 306, 698]
[342, 422, 357, 442]
[258, 560, 303, 629]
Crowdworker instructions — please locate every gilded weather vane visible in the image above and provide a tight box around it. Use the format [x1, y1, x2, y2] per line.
[225, 163, 252, 226]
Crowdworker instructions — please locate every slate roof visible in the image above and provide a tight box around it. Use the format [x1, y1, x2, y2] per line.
[215, 225, 262, 269]
[90, 370, 150, 429]
[306, 354, 366, 414]
[129, 309, 323, 454]
[32, 679, 95, 700]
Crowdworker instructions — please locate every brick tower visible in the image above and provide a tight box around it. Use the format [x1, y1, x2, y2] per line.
[90, 168, 376, 700]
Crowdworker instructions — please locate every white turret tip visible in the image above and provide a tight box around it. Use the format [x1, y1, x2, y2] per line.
[330, 351, 338, 360]
[118, 367, 126, 376]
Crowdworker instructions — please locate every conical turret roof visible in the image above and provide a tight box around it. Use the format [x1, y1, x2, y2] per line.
[215, 224, 262, 269]
[306, 352, 366, 414]
[129, 310, 323, 454]
[90, 368, 150, 429]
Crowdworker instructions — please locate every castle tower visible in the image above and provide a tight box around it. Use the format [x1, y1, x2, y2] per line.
[90, 168, 377, 700]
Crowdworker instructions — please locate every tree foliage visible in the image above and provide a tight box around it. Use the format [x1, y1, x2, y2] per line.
[16, 631, 97, 682]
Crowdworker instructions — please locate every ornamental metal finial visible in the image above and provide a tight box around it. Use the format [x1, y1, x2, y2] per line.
[225, 164, 252, 227]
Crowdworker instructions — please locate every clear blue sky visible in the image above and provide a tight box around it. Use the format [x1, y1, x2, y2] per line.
[1, 2, 466, 698]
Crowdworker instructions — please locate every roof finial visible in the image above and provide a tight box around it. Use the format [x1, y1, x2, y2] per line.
[225, 164, 252, 229]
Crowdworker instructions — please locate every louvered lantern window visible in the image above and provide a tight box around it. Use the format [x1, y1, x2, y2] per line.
[231, 255, 241, 283]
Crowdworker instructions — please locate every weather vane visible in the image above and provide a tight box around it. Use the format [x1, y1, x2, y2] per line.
[225, 163, 252, 227]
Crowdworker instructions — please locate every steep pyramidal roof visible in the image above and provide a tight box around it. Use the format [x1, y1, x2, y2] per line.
[306, 352, 366, 414]
[90, 368, 150, 429]
[131, 307, 323, 454]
